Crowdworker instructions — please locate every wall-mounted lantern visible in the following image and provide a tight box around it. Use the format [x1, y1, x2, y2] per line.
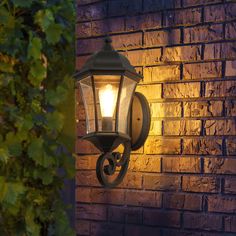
[75, 37, 150, 188]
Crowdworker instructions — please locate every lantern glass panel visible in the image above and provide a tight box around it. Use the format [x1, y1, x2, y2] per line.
[78, 76, 95, 133]
[118, 76, 137, 134]
[94, 75, 121, 132]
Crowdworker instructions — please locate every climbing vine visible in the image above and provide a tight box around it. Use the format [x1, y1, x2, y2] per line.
[0, 0, 75, 235]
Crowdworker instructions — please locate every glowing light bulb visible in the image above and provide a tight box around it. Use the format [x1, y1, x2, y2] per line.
[99, 84, 118, 118]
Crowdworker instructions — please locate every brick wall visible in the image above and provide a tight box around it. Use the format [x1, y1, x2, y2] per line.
[75, 0, 236, 235]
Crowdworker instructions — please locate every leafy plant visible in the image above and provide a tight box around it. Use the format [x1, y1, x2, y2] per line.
[0, 0, 76, 235]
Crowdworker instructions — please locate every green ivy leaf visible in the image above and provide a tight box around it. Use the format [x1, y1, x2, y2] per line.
[28, 138, 55, 167]
[0, 62, 14, 73]
[11, 0, 33, 8]
[0, 177, 25, 205]
[5, 132, 22, 156]
[0, 6, 13, 25]
[45, 86, 68, 106]
[0, 148, 9, 163]
[54, 207, 75, 236]
[46, 111, 64, 131]
[45, 23, 63, 44]
[28, 36, 42, 60]
[29, 60, 46, 86]
[33, 169, 54, 185]
[25, 207, 41, 236]
[27, 137, 44, 162]
[34, 9, 54, 32]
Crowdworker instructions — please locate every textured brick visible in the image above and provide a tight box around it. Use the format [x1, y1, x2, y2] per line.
[143, 0, 181, 12]
[111, 33, 142, 50]
[151, 102, 182, 118]
[136, 84, 162, 100]
[183, 213, 222, 231]
[76, 139, 99, 154]
[204, 42, 236, 60]
[77, 120, 86, 136]
[76, 155, 97, 170]
[163, 157, 201, 173]
[129, 155, 161, 172]
[163, 45, 201, 62]
[76, 22, 92, 38]
[183, 0, 222, 7]
[108, 0, 142, 17]
[149, 120, 162, 136]
[205, 4, 225, 22]
[163, 193, 202, 211]
[90, 188, 125, 205]
[225, 22, 236, 39]
[183, 62, 222, 80]
[76, 171, 99, 186]
[75, 2, 236, 235]
[76, 55, 90, 70]
[205, 80, 236, 97]
[225, 216, 236, 233]
[77, 204, 107, 220]
[143, 210, 181, 227]
[76, 220, 90, 236]
[77, 37, 103, 55]
[91, 18, 124, 36]
[143, 174, 180, 191]
[123, 48, 161, 66]
[182, 176, 220, 193]
[143, 65, 180, 83]
[120, 172, 142, 189]
[205, 158, 236, 174]
[164, 120, 201, 136]
[126, 13, 162, 31]
[164, 8, 201, 27]
[144, 29, 181, 47]
[205, 3, 236, 22]
[163, 230, 201, 236]
[163, 82, 201, 98]
[145, 137, 181, 154]
[225, 60, 236, 76]
[226, 138, 236, 155]
[77, 3, 107, 21]
[124, 225, 161, 236]
[184, 24, 223, 43]
[77, 0, 100, 4]
[108, 206, 142, 224]
[126, 190, 162, 208]
[183, 138, 222, 155]
[76, 187, 91, 203]
[207, 196, 236, 213]
[224, 178, 236, 194]
[205, 119, 236, 135]
[184, 101, 223, 117]
[91, 222, 124, 236]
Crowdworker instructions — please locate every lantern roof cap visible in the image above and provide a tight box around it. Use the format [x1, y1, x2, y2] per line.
[74, 36, 142, 80]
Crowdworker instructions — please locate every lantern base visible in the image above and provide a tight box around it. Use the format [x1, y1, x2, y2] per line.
[82, 132, 130, 153]
[130, 92, 151, 150]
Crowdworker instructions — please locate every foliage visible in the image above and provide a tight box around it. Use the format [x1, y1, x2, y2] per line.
[0, 0, 76, 235]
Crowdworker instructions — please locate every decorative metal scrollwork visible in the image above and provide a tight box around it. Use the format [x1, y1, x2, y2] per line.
[96, 141, 131, 188]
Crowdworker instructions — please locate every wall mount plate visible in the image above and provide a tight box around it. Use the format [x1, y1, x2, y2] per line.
[131, 92, 151, 150]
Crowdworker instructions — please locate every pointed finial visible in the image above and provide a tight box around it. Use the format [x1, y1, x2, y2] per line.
[104, 35, 112, 44]
[102, 35, 114, 51]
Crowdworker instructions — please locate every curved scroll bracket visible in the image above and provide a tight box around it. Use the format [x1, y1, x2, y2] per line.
[131, 92, 151, 150]
[96, 141, 131, 188]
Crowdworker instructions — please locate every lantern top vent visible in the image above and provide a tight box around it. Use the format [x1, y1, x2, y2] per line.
[74, 36, 143, 81]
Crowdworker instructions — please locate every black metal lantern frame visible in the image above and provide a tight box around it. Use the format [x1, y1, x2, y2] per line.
[75, 37, 150, 188]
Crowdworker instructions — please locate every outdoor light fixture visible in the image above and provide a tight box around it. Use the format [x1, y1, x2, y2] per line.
[75, 37, 150, 188]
